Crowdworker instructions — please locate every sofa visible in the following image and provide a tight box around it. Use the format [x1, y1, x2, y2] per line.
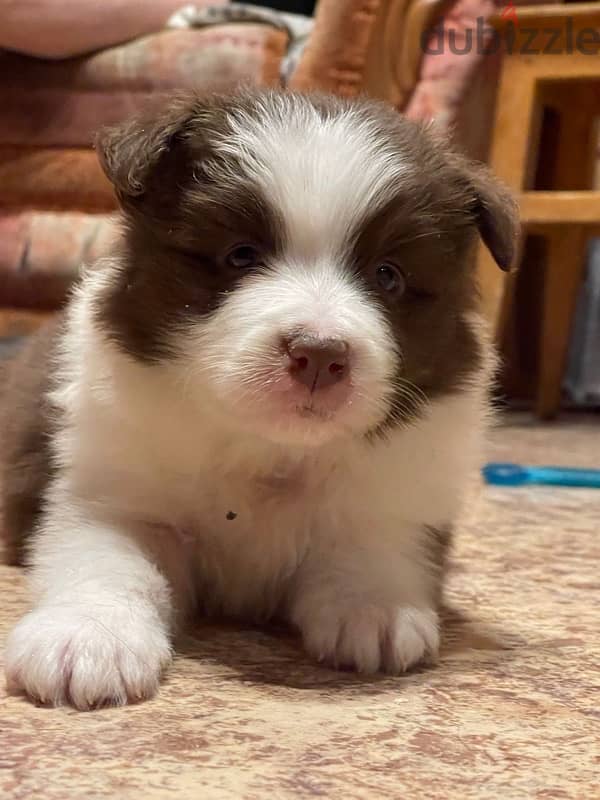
[0, 0, 521, 341]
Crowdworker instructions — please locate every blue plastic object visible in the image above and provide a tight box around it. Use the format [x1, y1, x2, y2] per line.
[483, 462, 600, 488]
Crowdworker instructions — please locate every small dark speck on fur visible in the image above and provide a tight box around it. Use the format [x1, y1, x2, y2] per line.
[226, 511, 237, 521]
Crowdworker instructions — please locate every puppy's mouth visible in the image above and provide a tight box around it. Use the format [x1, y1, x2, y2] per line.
[237, 375, 353, 431]
[275, 370, 353, 421]
[211, 363, 376, 444]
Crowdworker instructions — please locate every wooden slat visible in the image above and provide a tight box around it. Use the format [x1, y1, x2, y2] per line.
[520, 191, 600, 225]
[517, 54, 600, 81]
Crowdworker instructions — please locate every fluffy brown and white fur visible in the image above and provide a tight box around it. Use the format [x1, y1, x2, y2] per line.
[1, 90, 518, 709]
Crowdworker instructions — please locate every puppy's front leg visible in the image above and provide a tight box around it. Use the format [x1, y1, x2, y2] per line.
[287, 522, 441, 674]
[5, 505, 175, 709]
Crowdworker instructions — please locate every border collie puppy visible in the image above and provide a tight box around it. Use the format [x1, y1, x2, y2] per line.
[1, 90, 517, 709]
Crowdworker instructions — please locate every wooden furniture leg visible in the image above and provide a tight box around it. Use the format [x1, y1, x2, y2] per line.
[536, 226, 589, 419]
[534, 84, 599, 418]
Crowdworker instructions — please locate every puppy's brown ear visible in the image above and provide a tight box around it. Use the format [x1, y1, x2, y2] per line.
[95, 100, 194, 200]
[467, 163, 520, 271]
[452, 156, 520, 271]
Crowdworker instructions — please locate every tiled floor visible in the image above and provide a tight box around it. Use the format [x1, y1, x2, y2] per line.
[0, 413, 598, 798]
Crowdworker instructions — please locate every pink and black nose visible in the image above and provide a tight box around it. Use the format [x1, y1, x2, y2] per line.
[285, 334, 349, 392]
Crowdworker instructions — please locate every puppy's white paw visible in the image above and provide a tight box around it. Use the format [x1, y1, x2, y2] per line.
[299, 604, 439, 675]
[4, 605, 172, 709]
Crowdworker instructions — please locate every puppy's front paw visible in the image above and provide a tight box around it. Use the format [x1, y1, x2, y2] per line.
[299, 604, 439, 675]
[4, 605, 172, 709]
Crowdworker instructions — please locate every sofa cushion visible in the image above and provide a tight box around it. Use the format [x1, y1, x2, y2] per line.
[0, 25, 288, 147]
[0, 212, 115, 309]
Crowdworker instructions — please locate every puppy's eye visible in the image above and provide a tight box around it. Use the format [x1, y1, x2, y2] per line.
[226, 244, 261, 270]
[375, 263, 406, 294]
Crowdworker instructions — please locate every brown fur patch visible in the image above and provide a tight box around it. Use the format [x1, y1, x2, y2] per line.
[94, 96, 284, 362]
[352, 188, 483, 430]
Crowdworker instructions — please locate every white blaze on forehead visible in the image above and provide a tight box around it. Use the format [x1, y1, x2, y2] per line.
[213, 94, 408, 259]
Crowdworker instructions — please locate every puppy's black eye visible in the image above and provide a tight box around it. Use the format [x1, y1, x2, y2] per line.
[375, 263, 406, 294]
[226, 245, 261, 270]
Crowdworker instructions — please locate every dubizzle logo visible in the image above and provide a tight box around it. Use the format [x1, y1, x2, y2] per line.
[420, 5, 600, 56]
[500, 1, 518, 25]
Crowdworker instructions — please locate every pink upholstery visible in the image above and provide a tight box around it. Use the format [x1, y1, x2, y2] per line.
[0, 213, 115, 309]
[0, 26, 287, 148]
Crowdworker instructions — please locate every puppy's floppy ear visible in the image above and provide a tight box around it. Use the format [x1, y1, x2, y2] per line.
[467, 163, 520, 271]
[95, 99, 194, 200]
[451, 155, 520, 271]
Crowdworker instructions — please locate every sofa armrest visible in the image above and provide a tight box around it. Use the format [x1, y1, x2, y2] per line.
[0, 0, 227, 59]
[289, 0, 448, 109]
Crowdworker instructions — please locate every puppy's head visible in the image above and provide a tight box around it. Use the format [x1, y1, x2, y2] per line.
[95, 90, 518, 445]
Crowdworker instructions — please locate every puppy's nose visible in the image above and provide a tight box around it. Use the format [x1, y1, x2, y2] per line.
[286, 335, 349, 392]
